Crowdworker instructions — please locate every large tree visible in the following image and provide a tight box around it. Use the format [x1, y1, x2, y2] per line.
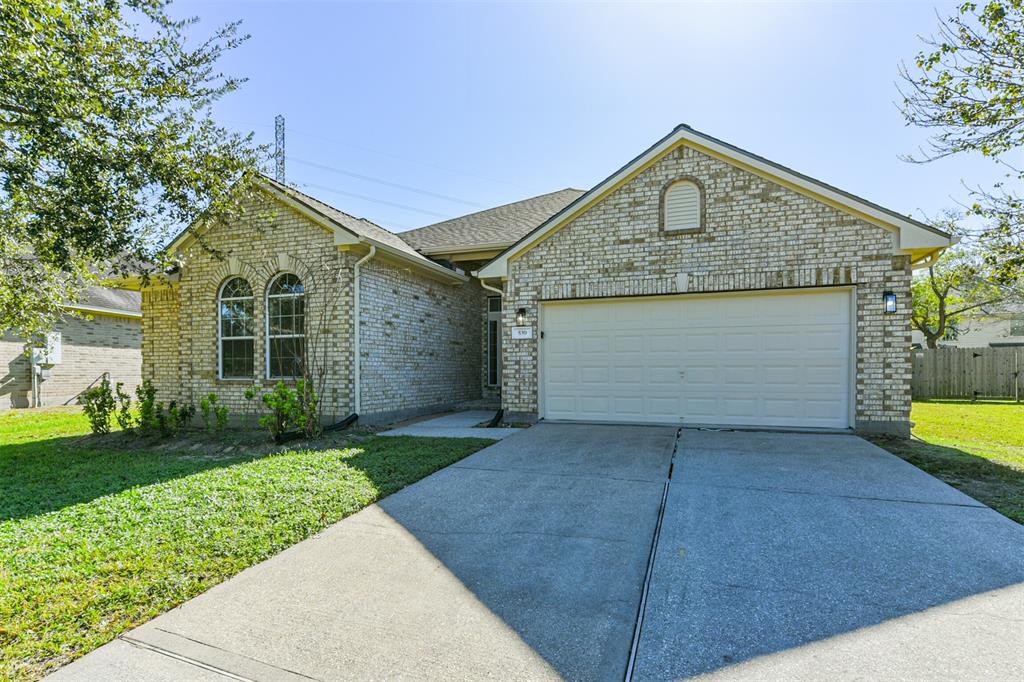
[1, 0, 264, 337]
[900, 1, 1024, 281]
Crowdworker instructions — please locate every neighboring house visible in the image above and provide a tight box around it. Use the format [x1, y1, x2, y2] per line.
[131, 124, 952, 436]
[912, 306, 1024, 348]
[0, 287, 142, 409]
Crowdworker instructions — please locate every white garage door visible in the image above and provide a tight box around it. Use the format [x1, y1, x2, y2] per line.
[541, 289, 852, 429]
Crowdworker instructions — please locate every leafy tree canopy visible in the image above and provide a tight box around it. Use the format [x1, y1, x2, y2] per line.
[912, 216, 1024, 348]
[900, 1, 1024, 281]
[1, 0, 264, 337]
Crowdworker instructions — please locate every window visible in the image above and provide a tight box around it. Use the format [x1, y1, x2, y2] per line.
[266, 273, 305, 378]
[218, 278, 255, 379]
[1011, 314, 1024, 337]
[487, 296, 502, 387]
[662, 179, 703, 232]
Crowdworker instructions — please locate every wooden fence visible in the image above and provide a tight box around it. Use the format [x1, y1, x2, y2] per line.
[911, 347, 1023, 401]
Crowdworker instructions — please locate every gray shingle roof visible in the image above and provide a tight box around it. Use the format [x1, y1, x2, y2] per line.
[263, 178, 429, 262]
[76, 287, 141, 314]
[399, 188, 586, 253]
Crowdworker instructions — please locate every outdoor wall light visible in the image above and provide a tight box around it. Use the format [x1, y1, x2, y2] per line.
[883, 291, 897, 314]
[515, 307, 527, 325]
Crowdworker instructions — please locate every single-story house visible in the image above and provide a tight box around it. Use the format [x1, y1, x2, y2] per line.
[912, 304, 1024, 349]
[133, 125, 952, 435]
[1, 287, 142, 409]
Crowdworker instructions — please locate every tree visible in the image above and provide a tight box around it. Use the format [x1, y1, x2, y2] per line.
[1, 0, 264, 338]
[912, 242, 1021, 348]
[899, 1, 1024, 281]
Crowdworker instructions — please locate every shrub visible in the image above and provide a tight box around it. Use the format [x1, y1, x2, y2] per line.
[215, 403, 230, 431]
[136, 379, 158, 434]
[114, 382, 136, 432]
[80, 375, 115, 434]
[157, 401, 194, 438]
[200, 393, 218, 434]
[260, 382, 298, 442]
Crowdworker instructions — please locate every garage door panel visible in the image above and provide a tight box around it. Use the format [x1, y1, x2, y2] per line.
[541, 289, 851, 428]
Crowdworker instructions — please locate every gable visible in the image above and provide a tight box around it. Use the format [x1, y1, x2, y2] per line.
[478, 126, 953, 278]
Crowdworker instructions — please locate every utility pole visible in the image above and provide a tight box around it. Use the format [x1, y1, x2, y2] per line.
[274, 114, 285, 182]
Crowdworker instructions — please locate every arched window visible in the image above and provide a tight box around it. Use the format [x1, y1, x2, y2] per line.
[266, 273, 305, 378]
[218, 278, 255, 379]
[662, 179, 703, 233]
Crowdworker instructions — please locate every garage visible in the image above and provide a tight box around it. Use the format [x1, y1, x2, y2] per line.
[540, 288, 853, 429]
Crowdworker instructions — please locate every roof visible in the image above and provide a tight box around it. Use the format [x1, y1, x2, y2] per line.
[67, 287, 142, 317]
[479, 124, 954, 279]
[162, 175, 465, 283]
[261, 177, 428, 263]
[400, 188, 586, 253]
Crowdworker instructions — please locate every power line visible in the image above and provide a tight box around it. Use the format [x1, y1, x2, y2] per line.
[288, 157, 485, 208]
[223, 118, 526, 190]
[294, 179, 451, 220]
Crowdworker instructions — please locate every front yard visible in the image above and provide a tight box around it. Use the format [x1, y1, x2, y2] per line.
[870, 400, 1024, 524]
[0, 408, 493, 681]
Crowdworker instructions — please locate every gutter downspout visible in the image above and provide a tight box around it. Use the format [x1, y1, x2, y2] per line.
[352, 245, 376, 414]
[477, 276, 504, 298]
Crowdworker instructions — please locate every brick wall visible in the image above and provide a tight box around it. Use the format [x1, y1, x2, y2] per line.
[1, 313, 141, 409]
[502, 144, 912, 434]
[359, 259, 483, 420]
[143, 192, 355, 419]
[140, 190, 484, 425]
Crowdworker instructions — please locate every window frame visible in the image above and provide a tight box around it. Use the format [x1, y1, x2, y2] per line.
[265, 272, 306, 380]
[659, 177, 706, 234]
[486, 296, 502, 387]
[217, 277, 255, 380]
[1010, 314, 1024, 337]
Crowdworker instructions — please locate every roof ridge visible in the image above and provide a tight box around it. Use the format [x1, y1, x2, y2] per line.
[404, 187, 585, 235]
[262, 174, 402, 237]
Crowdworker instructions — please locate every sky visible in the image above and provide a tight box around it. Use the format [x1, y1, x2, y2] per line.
[177, 0, 1010, 234]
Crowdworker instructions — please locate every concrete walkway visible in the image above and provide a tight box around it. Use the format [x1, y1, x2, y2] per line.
[379, 410, 522, 439]
[51, 424, 676, 682]
[633, 430, 1024, 680]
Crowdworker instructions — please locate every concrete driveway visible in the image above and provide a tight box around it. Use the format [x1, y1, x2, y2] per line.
[633, 430, 1024, 680]
[50, 425, 1024, 681]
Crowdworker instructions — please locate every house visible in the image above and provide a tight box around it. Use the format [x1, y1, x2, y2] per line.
[1, 287, 142, 409]
[132, 125, 952, 436]
[912, 304, 1024, 348]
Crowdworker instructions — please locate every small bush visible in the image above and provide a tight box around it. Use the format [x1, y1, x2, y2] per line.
[114, 382, 136, 432]
[157, 401, 194, 438]
[215, 403, 230, 431]
[136, 379, 158, 434]
[80, 376, 115, 434]
[259, 380, 319, 441]
[260, 382, 298, 442]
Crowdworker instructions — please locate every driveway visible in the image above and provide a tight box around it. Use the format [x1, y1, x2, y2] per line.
[633, 429, 1024, 680]
[50, 426, 1024, 681]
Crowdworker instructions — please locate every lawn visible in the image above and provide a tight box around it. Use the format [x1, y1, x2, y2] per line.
[870, 400, 1024, 524]
[0, 408, 494, 681]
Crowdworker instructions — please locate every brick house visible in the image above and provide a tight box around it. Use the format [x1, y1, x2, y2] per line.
[1, 287, 142, 409]
[133, 125, 951, 435]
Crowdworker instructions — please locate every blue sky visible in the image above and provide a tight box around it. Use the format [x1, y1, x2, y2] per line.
[180, 1, 1005, 233]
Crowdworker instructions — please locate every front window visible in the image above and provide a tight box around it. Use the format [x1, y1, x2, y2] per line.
[1011, 314, 1024, 337]
[487, 296, 502, 387]
[218, 278, 255, 379]
[266, 273, 305, 378]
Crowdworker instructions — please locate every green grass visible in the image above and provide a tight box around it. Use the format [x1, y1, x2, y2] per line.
[869, 400, 1024, 525]
[0, 408, 493, 681]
